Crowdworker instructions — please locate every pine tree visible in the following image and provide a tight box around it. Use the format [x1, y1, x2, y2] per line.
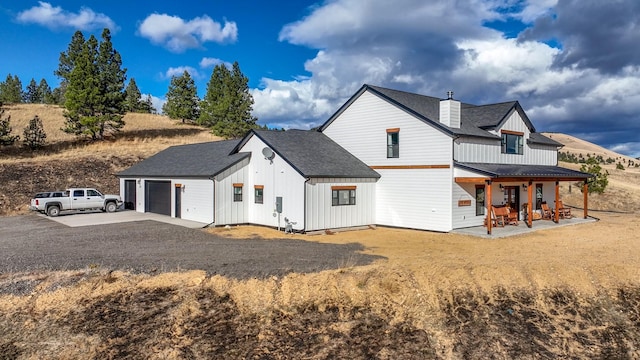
[0, 74, 24, 104]
[163, 71, 199, 123]
[61, 29, 126, 140]
[55, 30, 86, 103]
[124, 78, 142, 112]
[0, 107, 19, 146]
[38, 79, 52, 104]
[139, 94, 156, 114]
[25, 78, 40, 103]
[23, 115, 46, 149]
[579, 157, 608, 194]
[199, 61, 258, 139]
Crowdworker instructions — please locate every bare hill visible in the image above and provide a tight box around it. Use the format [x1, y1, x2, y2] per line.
[543, 132, 637, 163]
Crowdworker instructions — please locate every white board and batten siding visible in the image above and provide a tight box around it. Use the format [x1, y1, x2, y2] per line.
[455, 111, 558, 166]
[323, 89, 454, 232]
[305, 178, 376, 231]
[214, 158, 250, 225]
[237, 135, 306, 231]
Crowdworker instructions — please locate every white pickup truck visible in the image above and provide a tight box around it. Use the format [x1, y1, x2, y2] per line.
[29, 188, 123, 217]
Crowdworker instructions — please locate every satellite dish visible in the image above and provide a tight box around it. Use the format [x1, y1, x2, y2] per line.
[262, 147, 275, 160]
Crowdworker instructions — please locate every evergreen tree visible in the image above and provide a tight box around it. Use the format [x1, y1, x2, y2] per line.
[139, 94, 156, 114]
[61, 29, 126, 140]
[25, 78, 40, 103]
[38, 79, 52, 104]
[124, 78, 142, 112]
[23, 115, 46, 149]
[0, 107, 19, 146]
[579, 157, 608, 194]
[49, 86, 65, 105]
[162, 71, 199, 123]
[55, 30, 86, 103]
[0, 74, 24, 104]
[199, 61, 258, 139]
[94, 28, 126, 138]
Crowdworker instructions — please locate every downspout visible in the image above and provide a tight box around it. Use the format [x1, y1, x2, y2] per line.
[203, 175, 216, 228]
[303, 178, 309, 233]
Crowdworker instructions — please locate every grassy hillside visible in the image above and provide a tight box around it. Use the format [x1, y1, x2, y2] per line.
[0, 104, 221, 215]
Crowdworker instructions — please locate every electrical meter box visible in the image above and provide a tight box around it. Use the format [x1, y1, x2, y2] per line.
[276, 197, 283, 213]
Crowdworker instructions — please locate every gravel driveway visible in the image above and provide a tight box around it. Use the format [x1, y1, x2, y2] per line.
[0, 215, 383, 279]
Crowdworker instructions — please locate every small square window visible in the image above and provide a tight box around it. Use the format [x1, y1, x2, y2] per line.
[233, 185, 243, 202]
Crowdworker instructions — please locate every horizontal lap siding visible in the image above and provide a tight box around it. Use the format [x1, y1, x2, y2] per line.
[376, 169, 452, 232]
[305, 178, 376, 231]
[452, 182, 484, 229]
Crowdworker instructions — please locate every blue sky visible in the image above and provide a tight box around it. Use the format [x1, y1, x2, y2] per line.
[1, 1, 639, 157]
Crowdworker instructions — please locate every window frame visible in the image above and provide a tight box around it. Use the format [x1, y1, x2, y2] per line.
[535, 183, 543, 210]
[331, 186, 356, 206]
[386, 128, 399, 158]
[233, 183, 243, 202]
[475, 185, 485, 216]
[501, 130, 524, 155]
[254, 185, 264, 204]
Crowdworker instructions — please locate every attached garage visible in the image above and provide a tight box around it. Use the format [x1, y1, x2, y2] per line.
[145, 180, 171, 216]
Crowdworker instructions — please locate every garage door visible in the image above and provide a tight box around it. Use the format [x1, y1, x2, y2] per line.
[145, 181, 171, 216]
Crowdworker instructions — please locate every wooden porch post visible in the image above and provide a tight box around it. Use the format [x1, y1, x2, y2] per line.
[554, 181, 560, 223]
[583, 180, 588, 219]
[527, 180, 533, 228]
[486, 180, 492, 235]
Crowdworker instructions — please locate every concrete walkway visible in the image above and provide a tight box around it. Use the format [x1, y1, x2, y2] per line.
[40, 210, 209, 229]
[452, 216, 598, 238]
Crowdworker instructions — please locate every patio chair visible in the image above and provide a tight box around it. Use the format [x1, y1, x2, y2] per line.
[556, 200, 572, 219]
[505, 206, 519, 226]
[491, 206, 506, 227]
[540, 202, 553, 220]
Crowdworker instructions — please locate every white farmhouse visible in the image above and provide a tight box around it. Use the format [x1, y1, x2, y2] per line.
[118, 84, 591, 234]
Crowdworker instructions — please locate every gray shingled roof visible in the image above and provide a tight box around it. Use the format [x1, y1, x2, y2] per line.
[456, 162, 592, 179]
[528, 132, 564, 147]
[330, 85, 557, 142]
[117, 140, 250, 178]
[243, 130, 381, 178]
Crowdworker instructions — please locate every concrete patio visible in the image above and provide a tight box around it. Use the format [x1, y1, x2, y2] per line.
[452, 216, 598, 238]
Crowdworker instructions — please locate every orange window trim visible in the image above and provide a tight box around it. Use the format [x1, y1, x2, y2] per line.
[386, 128, 400, 133]
[501, 129, 524, 136]
[233, 183, 243, 187]
[331, 185, 356, 190]
[254, 185, 264, 189]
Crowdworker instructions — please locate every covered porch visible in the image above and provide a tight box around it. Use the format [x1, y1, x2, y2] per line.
[454, 162, 593, 235]
[453, 214, 597, 238]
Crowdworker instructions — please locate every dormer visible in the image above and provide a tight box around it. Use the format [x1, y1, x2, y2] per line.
[439, 90, 460, 128]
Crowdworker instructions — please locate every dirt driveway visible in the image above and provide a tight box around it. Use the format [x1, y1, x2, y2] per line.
[0, 215, 383, 278]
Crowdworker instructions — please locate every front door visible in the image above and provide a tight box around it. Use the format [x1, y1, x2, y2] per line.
[504, 186, 520, 220]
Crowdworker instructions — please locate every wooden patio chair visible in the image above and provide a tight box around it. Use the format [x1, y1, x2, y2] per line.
[556, 200, 572, 218]
[491, 206, 506, 227]
[505, 206, 519, 226]
[540, 202, 553, 220]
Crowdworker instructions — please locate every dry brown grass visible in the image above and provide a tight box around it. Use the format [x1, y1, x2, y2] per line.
[0, 104, 221, 164]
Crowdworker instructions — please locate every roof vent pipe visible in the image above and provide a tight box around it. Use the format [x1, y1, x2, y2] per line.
[447, 90, 454, 100]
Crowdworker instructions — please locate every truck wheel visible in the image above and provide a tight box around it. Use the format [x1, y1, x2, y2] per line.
[105, 202, 117, 213]
[47, 205, 60, 217]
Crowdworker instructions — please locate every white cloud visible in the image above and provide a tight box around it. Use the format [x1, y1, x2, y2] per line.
[199, 57, 232, 69]
[16, 1, 117, 31]
[162, 66, 201, 79]
[138, 13, 237, 53]
[250, 0, 640, 156]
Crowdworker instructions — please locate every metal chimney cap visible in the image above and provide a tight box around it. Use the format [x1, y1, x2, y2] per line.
[446, 90, 454, 99]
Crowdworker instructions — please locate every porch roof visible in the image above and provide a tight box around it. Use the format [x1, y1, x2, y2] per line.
[454, 162, 593, 182]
